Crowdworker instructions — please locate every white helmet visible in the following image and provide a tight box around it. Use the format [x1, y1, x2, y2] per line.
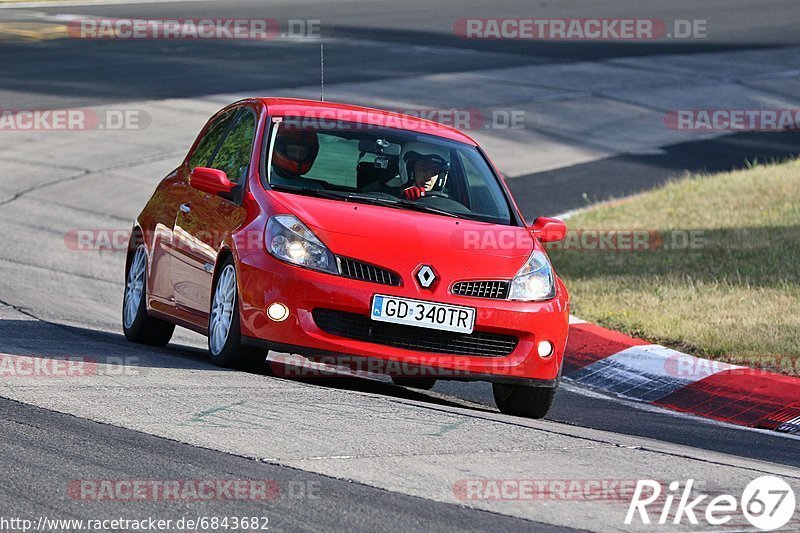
[399, 141, 450, 187]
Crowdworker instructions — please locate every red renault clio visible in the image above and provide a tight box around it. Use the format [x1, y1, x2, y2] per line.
[123, 98, 569, 418]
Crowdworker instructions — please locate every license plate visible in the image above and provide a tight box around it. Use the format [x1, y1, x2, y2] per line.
[370, 295, 476, 334]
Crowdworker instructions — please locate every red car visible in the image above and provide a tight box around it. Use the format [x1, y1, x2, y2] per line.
[123, 98, 569, 418]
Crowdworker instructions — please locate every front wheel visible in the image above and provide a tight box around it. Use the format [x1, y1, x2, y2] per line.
[208, 257, 267, 371]
[492, 382, 557, 419]
[122, 243, 175, 346]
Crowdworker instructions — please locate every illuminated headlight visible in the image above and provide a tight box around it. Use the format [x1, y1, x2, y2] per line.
[266, 215, 337, 274]
[508, 250, 555, 301]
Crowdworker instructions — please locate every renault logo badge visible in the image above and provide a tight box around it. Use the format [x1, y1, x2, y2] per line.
[416, 265, 437, 289]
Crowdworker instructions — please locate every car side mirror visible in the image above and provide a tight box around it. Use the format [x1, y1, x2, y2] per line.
[190, 167, 235, 197]
[530, 217, 567, 243]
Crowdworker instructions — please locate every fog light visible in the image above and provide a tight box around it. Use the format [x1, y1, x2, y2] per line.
[537, 340, 554, 359]
[267, 302, 289, 322]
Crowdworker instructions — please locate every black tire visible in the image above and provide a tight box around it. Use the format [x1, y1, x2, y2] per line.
[208, 256, 268, 371]
[122, 244, 175, 347]
[391, 377, 437, 390]
[492, 382, 558, 419]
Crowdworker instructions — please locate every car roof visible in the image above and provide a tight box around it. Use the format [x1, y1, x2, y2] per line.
[253, 97, 478, 145]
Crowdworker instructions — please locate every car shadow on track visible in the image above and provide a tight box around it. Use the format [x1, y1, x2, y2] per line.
[0, 318, 492, 413]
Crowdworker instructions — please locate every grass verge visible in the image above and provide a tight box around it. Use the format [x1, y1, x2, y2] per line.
[548, 159, 800, 374]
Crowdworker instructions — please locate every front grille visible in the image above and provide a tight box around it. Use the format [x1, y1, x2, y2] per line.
[452, 280, 510, 300]
[312, 308, 518, 357]
[337, 256, 400, 286]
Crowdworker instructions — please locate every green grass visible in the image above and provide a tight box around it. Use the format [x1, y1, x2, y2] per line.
[548, 159, 800, 374]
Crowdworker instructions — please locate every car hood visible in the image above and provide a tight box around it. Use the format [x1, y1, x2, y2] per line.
[271, 192, 535, 281]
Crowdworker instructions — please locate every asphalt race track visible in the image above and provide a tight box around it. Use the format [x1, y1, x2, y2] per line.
[0, 1, 799, 531]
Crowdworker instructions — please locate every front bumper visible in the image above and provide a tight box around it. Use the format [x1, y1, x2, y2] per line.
[237, 251, 569, 383]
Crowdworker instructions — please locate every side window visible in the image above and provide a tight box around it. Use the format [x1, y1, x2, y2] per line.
[210, 111, 257, 184]
[459, 151, 511, 225]
[188, 110, 237, 169]
[308, 135, 360, 188]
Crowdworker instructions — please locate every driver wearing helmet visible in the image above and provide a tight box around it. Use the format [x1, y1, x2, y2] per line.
[272, 129, 320, 181]
[401, 151, 449, 200]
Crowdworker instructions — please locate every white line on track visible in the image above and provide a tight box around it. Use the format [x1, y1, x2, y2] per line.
[0, 0, 216, 9]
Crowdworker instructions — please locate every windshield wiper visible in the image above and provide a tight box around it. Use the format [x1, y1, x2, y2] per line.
[270, 184, 348, 200]
[344, 194, 463, 219]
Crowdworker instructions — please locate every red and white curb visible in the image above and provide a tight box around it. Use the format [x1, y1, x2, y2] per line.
[563, 316, 800, 435]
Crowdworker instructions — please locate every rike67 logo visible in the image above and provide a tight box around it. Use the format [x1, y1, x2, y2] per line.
[626, 476, 796, 530]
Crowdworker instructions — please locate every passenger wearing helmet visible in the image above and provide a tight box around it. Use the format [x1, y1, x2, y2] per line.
[272, 129, 320, 180]
[400, 145, 449, 200]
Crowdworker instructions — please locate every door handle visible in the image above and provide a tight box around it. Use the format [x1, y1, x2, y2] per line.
[179, 203, 191, 214]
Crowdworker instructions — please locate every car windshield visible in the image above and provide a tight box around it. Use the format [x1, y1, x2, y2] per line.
[264, 118, 515, 225]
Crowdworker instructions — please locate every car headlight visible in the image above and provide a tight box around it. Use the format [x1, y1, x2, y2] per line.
[508, 250, 555, 301]
[266, 215, 337, 274]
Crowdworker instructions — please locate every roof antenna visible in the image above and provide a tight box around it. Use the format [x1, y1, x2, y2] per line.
[320, 44, 324, 102]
